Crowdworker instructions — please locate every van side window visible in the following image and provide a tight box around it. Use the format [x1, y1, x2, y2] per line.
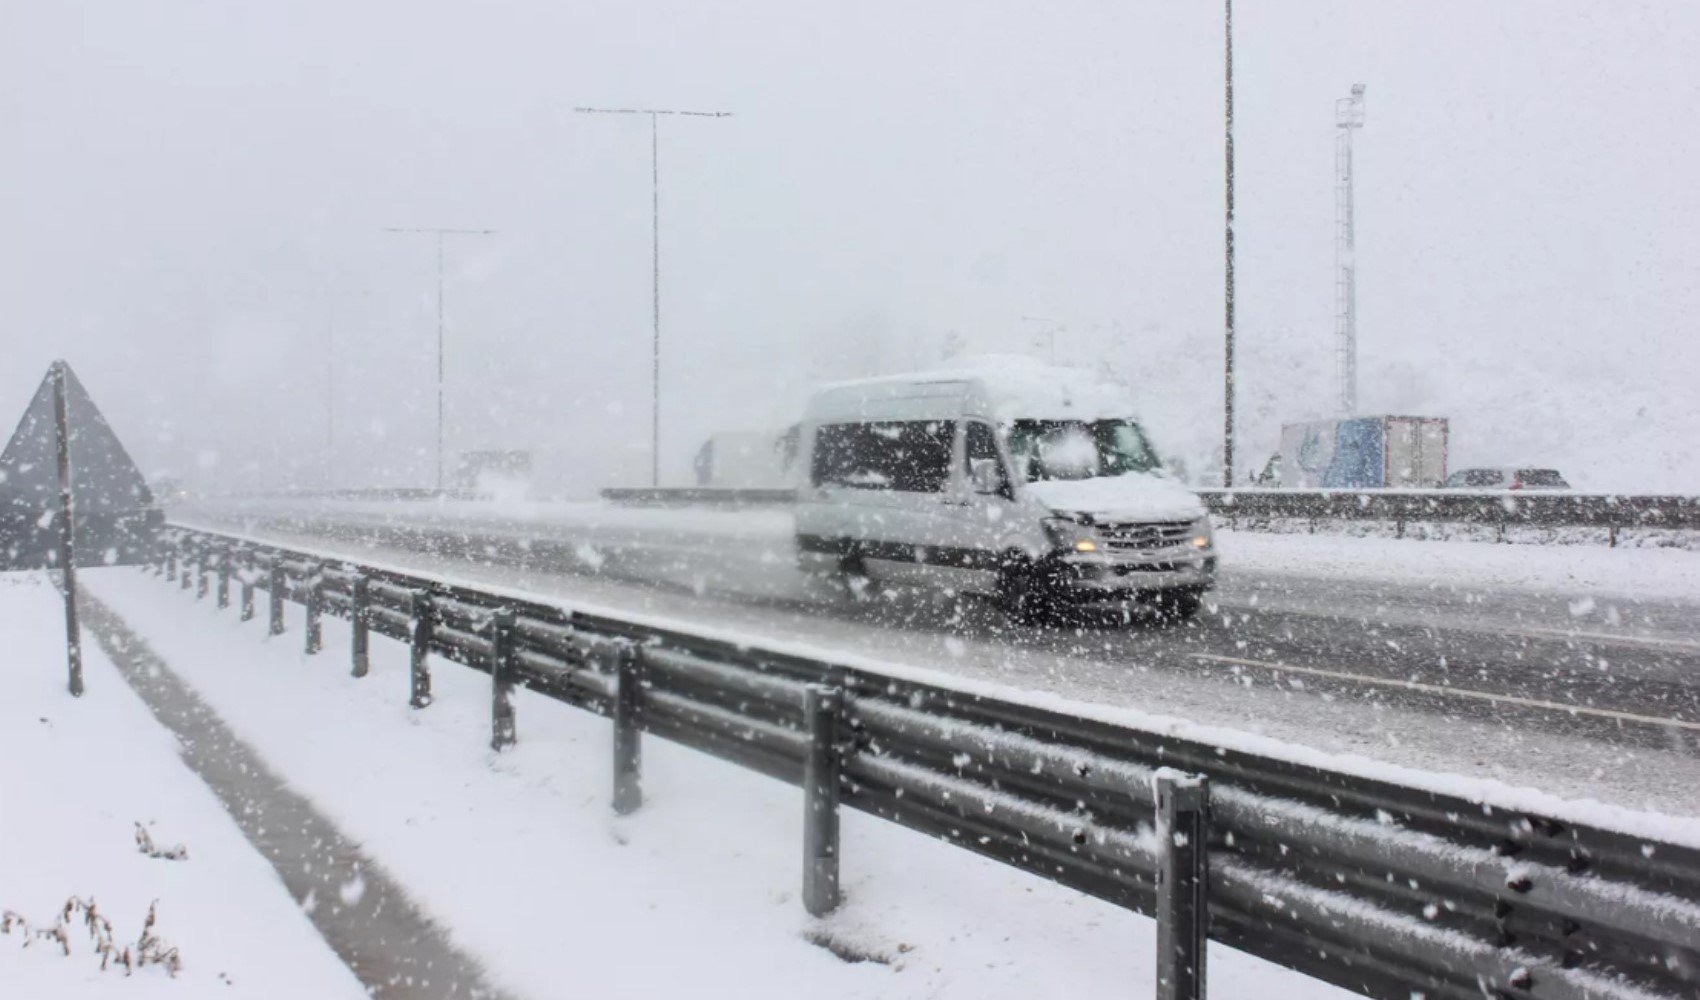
[813, 421, 955, 493]
[964, 422, 1011, 497]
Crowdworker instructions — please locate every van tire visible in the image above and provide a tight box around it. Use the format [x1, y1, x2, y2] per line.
[839, 552, 874, 601]
[998, 559, 1059, 626]
[799, 544, 874, 601]
[1152, 587, 1204, 622]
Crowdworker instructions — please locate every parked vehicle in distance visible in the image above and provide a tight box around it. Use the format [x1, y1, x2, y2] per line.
[692, 430, 791, 487]
[148, 475, 189, 506]
[1444, 467, 1571, 490]
[794, 356, 1215, 622]
[1251, 453, 1282, 486]
[1277, 415, 1448, 488]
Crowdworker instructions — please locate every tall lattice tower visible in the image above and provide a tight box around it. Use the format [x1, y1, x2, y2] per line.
[1333, 84, 1366, 415]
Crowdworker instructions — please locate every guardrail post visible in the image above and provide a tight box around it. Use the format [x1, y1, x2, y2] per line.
[1155, 771, 1209, 1000]
[240, 552, 256, 622]
[180, 541, 195, 591]
[216, 546, 231, 609]
[1608, 523, 1619, 548]
[349, 575, 370, 678]
[303, 565, 323, 655]
[408, 591, 434, 709]
[195, 546, 209, 600]
[268, 557, 286, 635]
[803, 685, 843, 917]
[612, 646, 643, 815]
[488, 610, 517, 750]
[165, 541, 178, 583]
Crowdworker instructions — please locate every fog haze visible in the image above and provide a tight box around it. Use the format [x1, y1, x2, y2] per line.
[3, 0, 1696, 492]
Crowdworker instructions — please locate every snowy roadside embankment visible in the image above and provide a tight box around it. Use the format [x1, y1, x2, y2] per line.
[0, 573, 366, 1000]
[82, 567, 1357, 1000]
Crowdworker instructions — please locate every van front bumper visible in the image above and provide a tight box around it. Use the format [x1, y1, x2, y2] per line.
[1054, 551, 1217, 602]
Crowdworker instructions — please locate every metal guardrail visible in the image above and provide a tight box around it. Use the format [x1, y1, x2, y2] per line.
[1198, 490, 1700, 543]
[152, 525, 1700, 1000]
[601, 486, 799, 507]
[202, 487, 482, 503]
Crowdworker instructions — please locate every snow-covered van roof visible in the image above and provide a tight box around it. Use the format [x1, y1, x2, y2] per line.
[809, 354, 1138, 423]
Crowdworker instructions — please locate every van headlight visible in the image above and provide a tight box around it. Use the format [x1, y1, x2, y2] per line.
[1190, 516, 1214, 550]
[1044, 516, 1100, 554]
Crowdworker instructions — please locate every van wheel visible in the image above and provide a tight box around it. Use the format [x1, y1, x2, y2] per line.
[998, 560, 1059, 626]
[838, 553, 874, 601]
[1152, 587, 1204, 623]
[799, 545, 873, 601]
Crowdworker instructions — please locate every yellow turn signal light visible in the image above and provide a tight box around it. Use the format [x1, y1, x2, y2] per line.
[1074, 539, 1099, 553]
[1192, 536, 1210, 549]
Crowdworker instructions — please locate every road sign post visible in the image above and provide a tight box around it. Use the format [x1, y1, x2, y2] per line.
[51, 363, 83, 697]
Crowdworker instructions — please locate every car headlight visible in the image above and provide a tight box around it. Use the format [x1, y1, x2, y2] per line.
[1044, 516, 1100, 554]
[1190, 516, 1214, 550]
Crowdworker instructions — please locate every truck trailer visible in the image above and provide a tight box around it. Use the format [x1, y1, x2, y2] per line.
[1277, 416, 1448, 489]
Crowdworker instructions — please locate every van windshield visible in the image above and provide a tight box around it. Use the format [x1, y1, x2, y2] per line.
[1006, 419, 1161, 482]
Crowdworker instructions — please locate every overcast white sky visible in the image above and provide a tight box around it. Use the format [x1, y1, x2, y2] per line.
[3, 1, 1696, 492]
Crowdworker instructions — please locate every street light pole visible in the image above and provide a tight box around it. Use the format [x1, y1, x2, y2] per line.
[385, 227, 496, 491]
[1223, 0, 1237, 489]
[322, 289, 374, 488]
[575, 105, 732, 487]
[326, 306, 334, 457]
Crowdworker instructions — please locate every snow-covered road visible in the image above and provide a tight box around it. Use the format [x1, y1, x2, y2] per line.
[176, 498, 1700, 817]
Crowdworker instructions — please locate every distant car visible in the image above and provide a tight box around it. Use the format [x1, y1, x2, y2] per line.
[148, 475, 189, 505]
[1444, 467, 1570, 490]
[1251, 453, 1282, 487]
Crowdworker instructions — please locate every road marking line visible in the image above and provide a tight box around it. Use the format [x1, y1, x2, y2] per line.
[1212, 600, 1700, 653]
[1188, 652, 1700, 733]
[1537, 627, 1700, 652]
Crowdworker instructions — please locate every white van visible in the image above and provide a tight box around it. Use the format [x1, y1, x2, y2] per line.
[794, 358, 1216, 621]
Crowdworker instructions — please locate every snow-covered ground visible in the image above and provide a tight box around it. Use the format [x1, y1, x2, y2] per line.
[81, 567, 1360, 1000]
[0, 573, 367, 999]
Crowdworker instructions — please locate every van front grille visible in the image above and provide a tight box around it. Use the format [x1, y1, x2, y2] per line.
[1097, 520, 1194, 553]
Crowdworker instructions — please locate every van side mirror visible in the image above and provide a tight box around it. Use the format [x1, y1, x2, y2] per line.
[969, 458, 1003, 495]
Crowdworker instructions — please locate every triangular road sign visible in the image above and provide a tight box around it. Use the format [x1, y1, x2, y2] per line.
[0, 362, 161, 570]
